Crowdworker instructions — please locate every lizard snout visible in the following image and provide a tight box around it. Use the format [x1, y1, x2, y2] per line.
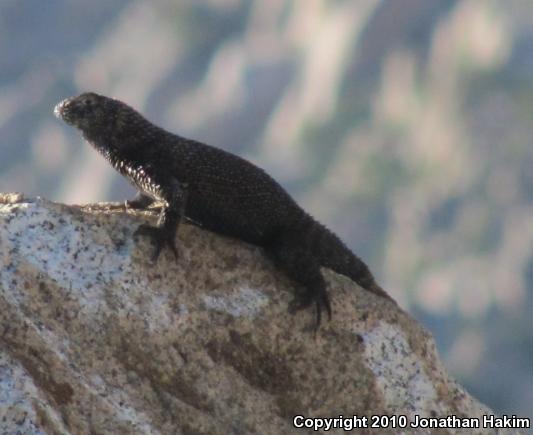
[54, 98, 72, 121]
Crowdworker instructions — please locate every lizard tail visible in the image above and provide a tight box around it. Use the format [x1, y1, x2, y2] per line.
[306, 218, 395, 303]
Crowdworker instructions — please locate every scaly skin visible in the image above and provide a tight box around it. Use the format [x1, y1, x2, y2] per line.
[54, 92, 394, 329]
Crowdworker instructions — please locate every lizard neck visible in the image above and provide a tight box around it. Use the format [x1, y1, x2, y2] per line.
[81, 106, 175, 201]
[91, 138, 163, 200]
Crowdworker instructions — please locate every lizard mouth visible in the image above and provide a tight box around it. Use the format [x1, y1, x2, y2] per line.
[54, 98, 74, 124]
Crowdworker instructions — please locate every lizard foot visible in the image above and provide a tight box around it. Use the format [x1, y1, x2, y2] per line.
[134, 224, 178, 262]
[125, 192, 155, 210]
[288, 289, 332, 331]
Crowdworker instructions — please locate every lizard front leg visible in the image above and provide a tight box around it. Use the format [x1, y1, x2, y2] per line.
[134, 179, 188, 262]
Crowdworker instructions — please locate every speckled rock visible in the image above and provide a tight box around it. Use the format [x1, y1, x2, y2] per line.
[0, 194, 517, 435]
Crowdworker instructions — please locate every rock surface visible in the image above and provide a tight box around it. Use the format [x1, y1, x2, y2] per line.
[0, 194, 519, 434]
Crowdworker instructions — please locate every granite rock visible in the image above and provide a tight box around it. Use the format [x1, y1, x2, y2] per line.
[0, 194, 514, 434]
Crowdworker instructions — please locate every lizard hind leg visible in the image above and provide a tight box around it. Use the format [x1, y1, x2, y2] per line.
[265, 239, 332, 330]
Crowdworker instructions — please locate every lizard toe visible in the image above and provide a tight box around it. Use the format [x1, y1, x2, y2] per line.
[288, 289, 332, 331]
[134, 224, 178, 262]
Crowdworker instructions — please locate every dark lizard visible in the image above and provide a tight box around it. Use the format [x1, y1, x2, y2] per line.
[54, 92, 394, 328]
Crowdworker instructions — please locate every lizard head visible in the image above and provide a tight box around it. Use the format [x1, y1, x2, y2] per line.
[55, 92, 161, 150]
[54, 92, 133, 141]
[55, 92, 109, 129]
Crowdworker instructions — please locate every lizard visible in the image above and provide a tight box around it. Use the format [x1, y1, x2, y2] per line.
[54, 92, 394, 329]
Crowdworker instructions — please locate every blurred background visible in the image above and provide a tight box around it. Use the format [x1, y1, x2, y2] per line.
[1, 0, 532, 422]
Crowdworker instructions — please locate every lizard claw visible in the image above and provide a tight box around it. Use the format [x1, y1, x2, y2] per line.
[134, 224, 179, 262]
[288, 290, 332, 331]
